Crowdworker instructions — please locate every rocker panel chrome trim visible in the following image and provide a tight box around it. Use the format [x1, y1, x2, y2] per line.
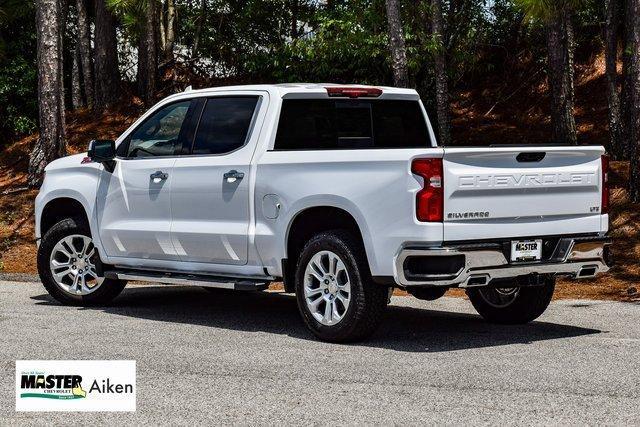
[105, 269, 272, 291]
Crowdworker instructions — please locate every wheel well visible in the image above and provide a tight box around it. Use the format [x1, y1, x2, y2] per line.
[283, 206, 365, 293]
[40, 198, 89, 237]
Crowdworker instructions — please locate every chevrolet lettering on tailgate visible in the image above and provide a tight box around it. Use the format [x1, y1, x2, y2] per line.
[458, 172, 597, 189]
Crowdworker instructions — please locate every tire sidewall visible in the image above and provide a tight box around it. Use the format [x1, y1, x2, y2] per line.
[294, 231, 367, 341]
[37, 217, 124, 306]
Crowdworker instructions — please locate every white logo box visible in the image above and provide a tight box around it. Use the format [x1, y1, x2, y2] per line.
[16, 360, 136, 412]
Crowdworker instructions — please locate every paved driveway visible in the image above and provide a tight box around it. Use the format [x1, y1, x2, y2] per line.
[1, 280, 639, 424]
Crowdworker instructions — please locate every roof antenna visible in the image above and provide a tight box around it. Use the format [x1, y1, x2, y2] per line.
[184, 85, 193, 92]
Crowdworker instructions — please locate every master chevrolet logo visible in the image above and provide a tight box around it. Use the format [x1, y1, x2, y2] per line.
[20, 374, 86, 400]
[458, 172, 597, 188]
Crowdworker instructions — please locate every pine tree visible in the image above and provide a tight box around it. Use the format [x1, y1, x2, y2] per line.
[94, 0, 120, 110]
[430, 0, 451, 145]
[29, 0, 66, 187]
[384, 0, 409, 87]
[515, 0, 579, 144]
[626, 0, 640, 202]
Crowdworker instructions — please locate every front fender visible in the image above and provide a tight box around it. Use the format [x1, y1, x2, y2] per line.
[35, 158, 105, 260]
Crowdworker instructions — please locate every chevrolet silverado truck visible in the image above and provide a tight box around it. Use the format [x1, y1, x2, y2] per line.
[35, 84, 613, 342]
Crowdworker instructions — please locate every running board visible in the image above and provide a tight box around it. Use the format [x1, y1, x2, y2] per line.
[104, 269, 271, 291]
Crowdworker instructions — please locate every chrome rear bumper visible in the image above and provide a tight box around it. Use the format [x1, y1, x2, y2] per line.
[395, 236, 612, 288]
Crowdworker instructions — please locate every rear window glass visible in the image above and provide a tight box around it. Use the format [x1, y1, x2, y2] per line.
[274, 99, 429, 150]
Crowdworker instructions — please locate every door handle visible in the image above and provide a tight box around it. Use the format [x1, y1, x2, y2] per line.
[223, 170, 244, 183]
[150, 171, 169, 181]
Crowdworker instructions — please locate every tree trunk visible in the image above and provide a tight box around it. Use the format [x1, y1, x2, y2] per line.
[138, 0, 158, 106]
[191, 0, 206, 59]
[430, 0, 451, 145]
[566, 13, 575, 102]
[76, 0, 93, 108]
[137, 35, 148, 102]
[164, 0, 176, 60]
[627, 0, 640, 202]
[384, 0, 409, 87]
[71, 48, 83, 109]
[544, 8, 577, 145]
[291, 0, 299, 39]
[94, 0, 120, 110]
[159, 1, 166, 55]
[622, 0, 637, 159]
[605, 0, 624, 159]
[29, 0, 66, 187]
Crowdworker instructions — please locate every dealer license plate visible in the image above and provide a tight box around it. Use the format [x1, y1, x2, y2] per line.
[510, 239, 542, 262]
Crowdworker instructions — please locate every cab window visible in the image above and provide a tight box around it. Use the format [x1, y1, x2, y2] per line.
[191, 97, 259, 155]
[120, 100, 197, 158]
[274, 99, 429, 150]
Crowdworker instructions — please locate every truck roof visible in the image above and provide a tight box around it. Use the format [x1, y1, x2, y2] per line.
[181, 83, 419, 98]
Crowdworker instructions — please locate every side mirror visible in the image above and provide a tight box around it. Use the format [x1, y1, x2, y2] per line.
[87, 139, 116, 163]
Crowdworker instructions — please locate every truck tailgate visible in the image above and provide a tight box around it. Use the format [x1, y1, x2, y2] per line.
[442, 146, 606, 241]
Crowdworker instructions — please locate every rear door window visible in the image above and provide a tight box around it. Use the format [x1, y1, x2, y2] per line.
[191, 96, 259, 155]
[274, 99, 429, 150]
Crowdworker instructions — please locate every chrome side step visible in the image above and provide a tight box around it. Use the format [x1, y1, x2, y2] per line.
[104, 269, 271, 291]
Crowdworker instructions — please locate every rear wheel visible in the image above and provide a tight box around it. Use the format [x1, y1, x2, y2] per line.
[466, 278, 555, 324]
[295, 230, 389, 342]
[37, 217, 127, 306]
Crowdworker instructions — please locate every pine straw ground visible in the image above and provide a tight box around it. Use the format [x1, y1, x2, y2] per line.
[1, 63, 639, 302]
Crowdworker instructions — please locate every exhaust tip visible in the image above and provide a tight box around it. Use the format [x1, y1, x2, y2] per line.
[577, 266, 597, 278]
[466, 275, 488, 287]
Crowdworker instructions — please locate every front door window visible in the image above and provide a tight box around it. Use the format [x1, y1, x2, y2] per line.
[124, 100, 193, 158]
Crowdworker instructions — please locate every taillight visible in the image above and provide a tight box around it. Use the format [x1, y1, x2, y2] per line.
[325, 86, 382, 98]
[412, 158, 443, 222]
[601, 154, 610, 214]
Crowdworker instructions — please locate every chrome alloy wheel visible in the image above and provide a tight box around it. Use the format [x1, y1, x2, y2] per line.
[478, 287, 520, 308]
[303, 250, 351, 326]
[49, 234, 103, 295]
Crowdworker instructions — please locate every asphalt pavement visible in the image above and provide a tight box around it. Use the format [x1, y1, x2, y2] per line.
[1, 280, 639, 425]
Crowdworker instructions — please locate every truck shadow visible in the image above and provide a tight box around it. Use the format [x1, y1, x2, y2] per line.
[32, 285, 602, 353]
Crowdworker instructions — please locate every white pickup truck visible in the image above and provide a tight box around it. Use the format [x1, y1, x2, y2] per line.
[35, 84, 612, 342]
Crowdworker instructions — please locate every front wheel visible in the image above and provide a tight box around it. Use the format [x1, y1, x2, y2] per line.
[37, 217, 127, 306]
[466, 278, 555, 324]
[295, 230, 389, 343]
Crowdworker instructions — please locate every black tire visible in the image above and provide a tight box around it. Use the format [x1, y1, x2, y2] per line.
[466, 278, 555, 324]
[37, 217, 127, 306]
[294, 230, 389, 343]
